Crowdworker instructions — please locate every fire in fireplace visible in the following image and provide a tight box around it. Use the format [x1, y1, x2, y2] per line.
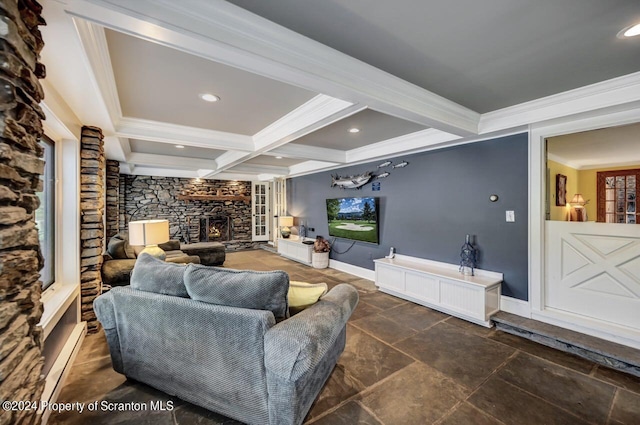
[199, 216, 232, 242]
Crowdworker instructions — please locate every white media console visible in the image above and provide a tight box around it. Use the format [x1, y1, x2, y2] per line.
[374, 255, 502, 327]
[277, 236, 313, 265]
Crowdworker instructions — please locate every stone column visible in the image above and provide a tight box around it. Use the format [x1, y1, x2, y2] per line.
[79, 126, 105, 333]
[0, 1, 47, 424]
[105, 159, 119, 238]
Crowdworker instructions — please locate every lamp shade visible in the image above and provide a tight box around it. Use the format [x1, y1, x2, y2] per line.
[570, 194, 586, 204]
[129, 219, 170, 246]
[279, 216, 294, 227]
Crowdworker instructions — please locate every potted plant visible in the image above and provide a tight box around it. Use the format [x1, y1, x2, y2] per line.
[312, 236, 330, 269]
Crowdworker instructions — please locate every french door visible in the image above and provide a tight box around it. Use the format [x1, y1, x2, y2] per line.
[251, 182, 270, 241]
[597, 169, 639, 224]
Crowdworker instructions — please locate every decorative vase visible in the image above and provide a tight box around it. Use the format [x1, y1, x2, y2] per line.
[299, 220, 307, 239]
[459, 234, 477, 276]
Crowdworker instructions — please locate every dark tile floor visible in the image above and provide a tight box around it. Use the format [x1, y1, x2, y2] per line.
[50, 250, 640, 425]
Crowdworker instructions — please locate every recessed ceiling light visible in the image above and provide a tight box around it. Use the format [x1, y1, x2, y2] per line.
[175, 145, 185, 149]
[348, 128, 360, 133]
[275, 156, 283, 159]
[200, 93, 220, 102]
[618, 23, 640, 38]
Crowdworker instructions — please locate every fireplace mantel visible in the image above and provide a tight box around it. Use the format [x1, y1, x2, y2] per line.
[178, 194, 250, 204]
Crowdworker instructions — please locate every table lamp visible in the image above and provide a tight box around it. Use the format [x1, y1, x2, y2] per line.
[129, 219, 170, 260]
[280, 216, 294, 238]
[569, 194, 588, 222]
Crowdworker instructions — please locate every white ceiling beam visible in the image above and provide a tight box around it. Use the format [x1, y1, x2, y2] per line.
[212, 172, 268, 182]
[72, 18, 122, 124]
[120, 166, 197, 178]
[40, 81, 82, 142]
[266, 144, 346, 163]
[65, 0, 480, 136]
[102, 135, 129, 162]
[479, 71, 640, 134]
[227, 164, 290, 176]
[126, 152, 215, 170]
[252, 95, 361, 151]
[116, 117, 254, 151]
[203, 95, 359, 177]
[288, 160, 342, 177]
[347, 129, 461, 163]
[119, 163, 134, 174]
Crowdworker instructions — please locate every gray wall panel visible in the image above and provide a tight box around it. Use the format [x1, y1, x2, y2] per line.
[287, 133, 529, 300]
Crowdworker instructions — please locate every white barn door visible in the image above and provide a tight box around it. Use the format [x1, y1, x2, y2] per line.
[545, 221, 640, 342]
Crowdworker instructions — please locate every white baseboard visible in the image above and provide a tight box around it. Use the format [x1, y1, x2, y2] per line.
[41, 322, 86, 424]
[500, 295, 532, 318]
[329, 259, 375, 281]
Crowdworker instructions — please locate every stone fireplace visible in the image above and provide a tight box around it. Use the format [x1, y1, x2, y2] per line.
[111, 175, 260, 250]
[199, 215, 232, 242]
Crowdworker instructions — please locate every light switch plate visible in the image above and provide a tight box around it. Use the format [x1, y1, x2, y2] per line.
[506, 210, 515, 222]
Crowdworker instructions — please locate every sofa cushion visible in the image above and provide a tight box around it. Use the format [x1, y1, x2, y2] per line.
[130, 253, 190, 298]
[107, 233, 136, 259]
[158, 239, 180, 251]
[184, 264, 289, 320]
[288, 281, 328, 315]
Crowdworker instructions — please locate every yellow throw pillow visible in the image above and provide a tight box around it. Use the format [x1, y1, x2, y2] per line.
[288, 281, 328, 315]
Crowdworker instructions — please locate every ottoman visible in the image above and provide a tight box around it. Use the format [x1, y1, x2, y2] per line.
[180, 242, 226, 266]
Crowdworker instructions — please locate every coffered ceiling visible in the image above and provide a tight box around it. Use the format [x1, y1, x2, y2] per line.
[39, 0, 640, 181]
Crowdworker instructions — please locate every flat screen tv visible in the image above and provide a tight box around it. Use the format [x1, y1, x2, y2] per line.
[326, 197, 379, 244]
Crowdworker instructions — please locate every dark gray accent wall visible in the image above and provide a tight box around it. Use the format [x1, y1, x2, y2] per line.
[288, 133, 529, 300]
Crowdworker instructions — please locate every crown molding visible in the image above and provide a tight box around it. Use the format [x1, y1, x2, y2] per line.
[72, 18, 122, 124]
[71, 0, 480, 136]
[253, 95, 360, 151]
[116, 117, 254, 151]
[578, 160, 640, 170]
[546, 153, 580, 170]
[479, 71, 640, 134]
[547, 153, 640, 171]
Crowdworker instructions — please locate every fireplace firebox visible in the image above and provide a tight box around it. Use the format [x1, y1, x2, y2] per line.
[199, 216, 232, 242]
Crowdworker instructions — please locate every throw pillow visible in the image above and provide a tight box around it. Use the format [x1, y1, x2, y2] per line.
[184, 264, 289, 320]
[288, 281, 328, 315]
[130, 253, 190, 298]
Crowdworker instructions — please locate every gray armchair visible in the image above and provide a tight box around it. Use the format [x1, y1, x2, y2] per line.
[94, 256, 358, 425]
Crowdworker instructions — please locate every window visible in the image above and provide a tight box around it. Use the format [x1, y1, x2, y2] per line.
[597, 169, 639, 224]
[36, 136, 55, 288]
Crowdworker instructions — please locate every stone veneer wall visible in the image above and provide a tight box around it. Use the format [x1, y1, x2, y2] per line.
[117, 175, 255, 249]
[79, 126, 105, 333]
[0, 1, 47, 423]
[105, 159, 119, 238]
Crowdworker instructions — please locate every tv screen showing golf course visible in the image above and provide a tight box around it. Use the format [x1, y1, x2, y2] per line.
[326, 197, 379, 244]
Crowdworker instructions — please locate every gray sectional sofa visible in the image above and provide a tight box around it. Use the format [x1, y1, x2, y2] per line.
[94, 253, 358, 425]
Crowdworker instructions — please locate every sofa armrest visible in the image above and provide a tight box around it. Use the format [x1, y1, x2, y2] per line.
[264, 284, 358, 382]
[93, 292, 124, 373]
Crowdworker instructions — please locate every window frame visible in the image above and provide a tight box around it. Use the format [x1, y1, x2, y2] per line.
[37, 135, 56, 289]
